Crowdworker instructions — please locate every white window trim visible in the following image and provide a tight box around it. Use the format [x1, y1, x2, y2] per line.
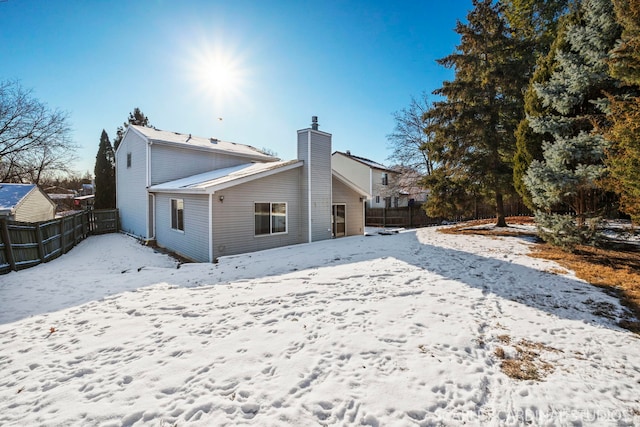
[254, 201, 288, 237]
[170, 198, 185, 233]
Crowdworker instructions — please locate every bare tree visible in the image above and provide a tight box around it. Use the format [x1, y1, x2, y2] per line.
[0, 80, 77, 184]
[386, 92, 436, 175]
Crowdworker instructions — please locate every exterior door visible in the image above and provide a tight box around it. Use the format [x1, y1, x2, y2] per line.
[332, 204, 346, 238]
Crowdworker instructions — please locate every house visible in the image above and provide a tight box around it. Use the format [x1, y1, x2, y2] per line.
[0, 183, 56, 222]
[331, 151, 403, 208]
[44, 186, 76, 212]
[115, 117, 368, 263]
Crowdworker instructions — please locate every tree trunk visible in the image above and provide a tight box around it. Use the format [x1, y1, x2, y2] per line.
[495, 192, 507, 227]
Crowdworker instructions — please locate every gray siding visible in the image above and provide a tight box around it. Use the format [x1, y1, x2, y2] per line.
[297, 129, 332, 243]
[332, 177, 365, 236]
[212, 168, 305, 259]
[14, 189, 55, 222]
[116, 130, 150, 238]
[155, 193, 210, 262]
[150, 144, 254, 185]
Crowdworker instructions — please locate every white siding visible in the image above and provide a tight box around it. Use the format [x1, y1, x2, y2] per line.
[212, 168, 305, 260]
[331, 153, 371, 196]
[14, 189, 55, 222]
[155, 193, 210, 262]
[332, 177, 364, 237]
[150, 144, 254, 185]
[116, 130, 150, 238]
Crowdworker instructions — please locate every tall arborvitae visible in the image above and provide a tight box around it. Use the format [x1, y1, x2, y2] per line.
[524, 0, 622, 249]
[424, 0, 529, 226]
[94, 129, 116, 209]
[113, 107, 152, 151]
[606, 0, 640, 223]
[507, 0, 571, 209]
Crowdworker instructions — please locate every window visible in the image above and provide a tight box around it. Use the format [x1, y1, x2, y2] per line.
[381, 173, 388, 185]
[255, 202, 287, 235]
[127, 152, 132, 168]
[375, 195, 380, 204]
[171, 199, 184, 231]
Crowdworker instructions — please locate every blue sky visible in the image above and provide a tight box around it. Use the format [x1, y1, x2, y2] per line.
[0, 0, 473, 176]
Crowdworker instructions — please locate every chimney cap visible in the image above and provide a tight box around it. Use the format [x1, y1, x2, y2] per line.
[311, 116, 318, 130]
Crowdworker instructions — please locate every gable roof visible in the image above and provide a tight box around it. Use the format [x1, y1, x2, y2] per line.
[148, 160, 303, 194]
[0, 183, 37, 213]
[332, 151, 398, 173]
[0, 184, 55, 215]
[129, 125, 278, 162]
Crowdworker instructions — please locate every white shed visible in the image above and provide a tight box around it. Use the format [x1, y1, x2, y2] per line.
[0, 184, 57, 222]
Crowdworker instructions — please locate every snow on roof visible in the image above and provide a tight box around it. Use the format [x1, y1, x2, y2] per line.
[0, 183, 36, 210]
[130, 125, 278, 162]
[149, 160, 303, 194]
[333, 151, 397, 173]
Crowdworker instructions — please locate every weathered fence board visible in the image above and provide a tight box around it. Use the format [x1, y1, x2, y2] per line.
[365, 202, 532, 228]
[0, 209, 119, 274]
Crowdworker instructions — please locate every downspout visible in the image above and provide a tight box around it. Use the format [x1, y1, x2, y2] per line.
[307, 131, 312, 243]
[209, 193, 213, 263]
[146, 140, 152, 239]
[151, 193, 156, 239]
[362, 197, 366, 235]
[369, 168, 373, 205]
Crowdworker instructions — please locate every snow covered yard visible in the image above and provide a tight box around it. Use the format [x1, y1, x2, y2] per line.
[1, 227, 639, 426]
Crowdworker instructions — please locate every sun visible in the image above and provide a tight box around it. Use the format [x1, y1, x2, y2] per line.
[197, 51, 243, 95]
[187, 42, 248, 105]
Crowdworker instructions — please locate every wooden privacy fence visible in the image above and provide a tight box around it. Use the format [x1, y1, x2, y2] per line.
[0, 209, 119, 274]
[366, 205, 437, 228]
[366, 203, 532, 228]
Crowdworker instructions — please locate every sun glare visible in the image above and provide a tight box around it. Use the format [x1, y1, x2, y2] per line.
[186, 40, 249, 106]
[197, 52, 243, 95]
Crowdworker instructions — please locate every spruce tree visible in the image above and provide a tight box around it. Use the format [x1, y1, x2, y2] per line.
[94, 129, 116, 209]
[425, 0, 528, 226]
[523, 0, 622, 249]
[605, 0, 640, 223]
[113, 107, 152, 151]
[510, 1, 571, 209]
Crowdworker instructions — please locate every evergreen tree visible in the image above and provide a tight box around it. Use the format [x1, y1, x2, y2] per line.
[523, 0, 622, 249]
[113, 107, 152, 151]
[424, 0, 529, 226]
[508, 0, 571, 208]
[94, 129, 116, 209]
[605, 0, 640, 223]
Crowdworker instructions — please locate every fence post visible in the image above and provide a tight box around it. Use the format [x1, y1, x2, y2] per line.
[61, 216, 68, 255]
[35, 222, 46, 263]
[0, 220, 16, 272]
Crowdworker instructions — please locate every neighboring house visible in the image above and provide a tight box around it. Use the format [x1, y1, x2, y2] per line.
[394, 166, 430, 206]
[116, 118, 368, 263]
[45, 186, 76, 212]
[0, 183, 56, 222]
[332, 151, 402, 208]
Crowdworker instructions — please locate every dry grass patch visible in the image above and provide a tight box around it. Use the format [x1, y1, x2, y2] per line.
[440, 218, 640, 333]
[438, 217, 538, 238]
[530, 243, 640, 332]
[494, 337, 561, 381]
